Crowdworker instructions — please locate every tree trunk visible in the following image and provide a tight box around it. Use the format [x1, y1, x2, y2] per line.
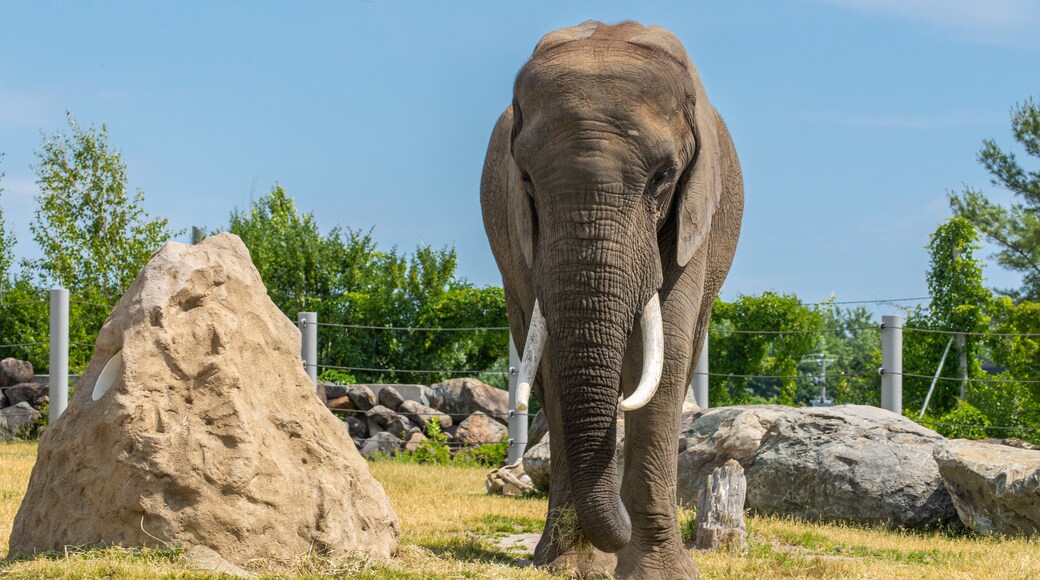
[694, 459, 747, 551]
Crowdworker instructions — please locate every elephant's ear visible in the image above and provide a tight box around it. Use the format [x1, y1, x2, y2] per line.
[629, 26, 722, 267]
[508, 104, 535, 268]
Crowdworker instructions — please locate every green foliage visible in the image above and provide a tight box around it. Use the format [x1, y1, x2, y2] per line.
[931, 401, 991, 440]
[808, 305, 882, 406]
[455, 438, 509, 468]
[903, 218, 991, 418]
[410, 417, 452, 465]
[230, 185, 508, 386]
[28, 113, 176, 305]
[949, 97, 1040, 301]
[709, 292, 824, 406]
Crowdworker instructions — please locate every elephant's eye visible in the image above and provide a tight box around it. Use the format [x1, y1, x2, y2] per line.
[648, 168, 673, 196]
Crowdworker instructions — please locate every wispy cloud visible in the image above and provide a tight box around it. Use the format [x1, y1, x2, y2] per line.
[817, 0, 1040, 46]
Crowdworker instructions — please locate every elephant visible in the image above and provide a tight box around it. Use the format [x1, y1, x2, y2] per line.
[480, 20, 743, 578]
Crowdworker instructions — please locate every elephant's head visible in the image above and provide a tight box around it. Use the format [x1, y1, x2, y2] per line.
[508, 22, 725, 552]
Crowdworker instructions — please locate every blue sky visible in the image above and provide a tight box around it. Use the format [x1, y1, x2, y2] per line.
[2, 0, 1039, 308]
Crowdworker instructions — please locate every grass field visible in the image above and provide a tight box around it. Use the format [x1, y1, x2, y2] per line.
[2, 442, 1039, 578]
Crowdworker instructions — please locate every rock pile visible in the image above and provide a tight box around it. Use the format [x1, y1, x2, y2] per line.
[322, 378, 511, 459]
[8, 234, 400, 567]
[0, 358, 45, 440]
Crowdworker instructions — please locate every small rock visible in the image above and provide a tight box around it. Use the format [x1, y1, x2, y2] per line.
[454, 411, 509, 445]
[378, 386, 406, 411]
[399, 399, 453, 432]
[327, 396, 356, 412]
[523, 436, 552, 491]
[386, 413, 420, 439]
[0, 402, 41, 440]
[934, 439, 1040, 536]
[366, 405, 395, 428]
[324, 384, 349, 400]
[2, 383, 49, 408]
[361, 432, 403, 459]
[344, 416, 367, 439]
[403, 432, 426, 454]
[0, 358, 33, 388]
[347, 385, 377, 411]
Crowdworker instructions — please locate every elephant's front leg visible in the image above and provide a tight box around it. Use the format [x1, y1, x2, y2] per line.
[615, 328, 698, 579]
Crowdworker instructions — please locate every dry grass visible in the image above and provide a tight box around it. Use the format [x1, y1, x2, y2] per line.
[2, 441, 1039, 578]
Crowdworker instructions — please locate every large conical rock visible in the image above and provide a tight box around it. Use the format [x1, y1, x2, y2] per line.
[8, 234, 400, 566]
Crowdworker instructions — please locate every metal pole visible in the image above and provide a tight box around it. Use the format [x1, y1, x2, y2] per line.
[49, 288, 69, 423]
[688, 334, 709, 409]
[881, 314, 902, 415]
[507, 336, 527, 464]
[920, 336, 954, 418]
[298, 312, 318, 392]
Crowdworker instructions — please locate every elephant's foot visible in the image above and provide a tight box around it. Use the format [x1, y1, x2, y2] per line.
[615, 539, 698, 580]
[533, 526, 617, 578]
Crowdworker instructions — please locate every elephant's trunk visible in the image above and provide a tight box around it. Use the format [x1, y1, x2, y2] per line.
[538, 226, 655, 553]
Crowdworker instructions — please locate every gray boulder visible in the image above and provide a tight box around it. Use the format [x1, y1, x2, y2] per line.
[0, 402, 41, 440]
[428, 378, 509, 425]
[377, 386, 406, 411]
[523, 436, 551, 491]
[324, 384, 349, 400]
[344, 416, 368, 439]
[454, 411, 509, 445]
[3, 383, 49, 408]
[347, 385, 377, 411]
[398, 399, 452, 432]
[0, 358, 33, 388]
[360, 431, 403, 459]
[527, 409, 548, 450]
[386, 412, 420, 439]
[677, 405, 788, 506]
[934, 439, 1040, 536]
[746, 405, 959, 529]
[365, 405, 395, 429]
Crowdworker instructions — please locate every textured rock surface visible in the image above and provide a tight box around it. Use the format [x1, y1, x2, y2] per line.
[346, 385, 377, 411]
[523, 412, 625, 493]
[0, 402, 41, 440]
[453, 411, 509, 444]
[746, 405, 958, 529]
[361, 432, 403, 458]
[344, 416, 367, 439]
[8, 234, 399, 564]
[934, 439, 1040, 536]
[677, 405, 787, 505]
[327, 396, 356, 412]
[2, 383, 48, 408]
[527, 409, 548, 450]
[399, 399, 452, 431]
[0, 358, 33, 387]
[377, 386, 405, 411]
[694, 459, 747, 551]
[428, 378, 509, 425]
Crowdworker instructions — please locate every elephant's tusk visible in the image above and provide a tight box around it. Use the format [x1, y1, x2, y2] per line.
[515, 299, 547, 412]
[620, 293, 664, 412]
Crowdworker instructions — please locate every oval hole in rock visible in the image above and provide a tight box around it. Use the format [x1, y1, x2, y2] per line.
[92, 350, 123, 401]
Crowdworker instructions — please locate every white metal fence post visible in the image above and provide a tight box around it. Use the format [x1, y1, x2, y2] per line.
[507, 336, 527, 464]
[48, 288, 69, 423]
[688, 334, 709, 409]
[298, 312, 318, 392]
[881, 314, 903, 415]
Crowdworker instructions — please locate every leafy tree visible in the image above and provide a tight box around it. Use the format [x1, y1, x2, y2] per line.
[903, 218, 991, 418]
[709, 292, 824, 406]
[28, 113, 176, 305]
[949, 98, 1040, 300]
[229, 185, 508, 387]
[804, 305, 881, 406]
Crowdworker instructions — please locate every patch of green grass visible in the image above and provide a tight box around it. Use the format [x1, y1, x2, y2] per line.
[475, 514, 544, 535]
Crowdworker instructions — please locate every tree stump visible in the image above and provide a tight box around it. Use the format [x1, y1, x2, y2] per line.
[694, 459, 747, 550]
